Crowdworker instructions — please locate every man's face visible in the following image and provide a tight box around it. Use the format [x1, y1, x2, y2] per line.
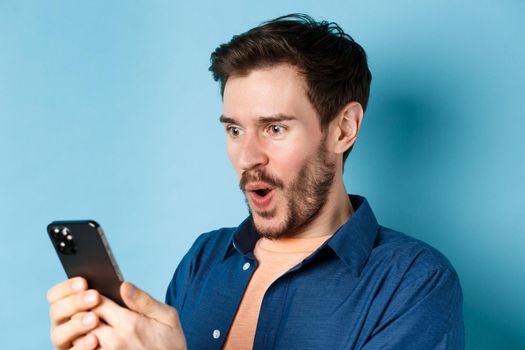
[221, 64, 337, 239]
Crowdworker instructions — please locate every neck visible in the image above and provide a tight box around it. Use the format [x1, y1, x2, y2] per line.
[289, 176, 353, 239]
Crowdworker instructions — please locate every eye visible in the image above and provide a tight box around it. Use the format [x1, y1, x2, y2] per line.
[267, 124, 286, 136]
[226, 126, 243, 138]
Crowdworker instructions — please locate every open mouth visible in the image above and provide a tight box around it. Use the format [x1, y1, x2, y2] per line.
[245, 182, 274, 197]
[254, 188, 271, 197]
[245, 182, 275, 209]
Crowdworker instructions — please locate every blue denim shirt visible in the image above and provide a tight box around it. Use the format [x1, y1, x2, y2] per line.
[166, 195, 465, 349]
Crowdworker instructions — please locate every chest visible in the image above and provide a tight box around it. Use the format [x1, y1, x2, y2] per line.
[179, 255, 389, 350]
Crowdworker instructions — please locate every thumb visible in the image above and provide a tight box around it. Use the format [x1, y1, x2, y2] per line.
[121, 281, 180, 327]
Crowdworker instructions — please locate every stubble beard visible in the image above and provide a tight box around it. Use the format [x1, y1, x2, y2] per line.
[240, 140, 337, 239]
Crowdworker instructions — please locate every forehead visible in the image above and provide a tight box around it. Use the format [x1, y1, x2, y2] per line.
[222, 64, 317, 123]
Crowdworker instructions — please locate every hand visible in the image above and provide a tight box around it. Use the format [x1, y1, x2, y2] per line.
[47, 277, 102, 350]
[89, 281, 187, 350]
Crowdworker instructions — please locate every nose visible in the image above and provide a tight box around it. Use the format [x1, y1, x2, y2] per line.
[237, 132, 269, 171]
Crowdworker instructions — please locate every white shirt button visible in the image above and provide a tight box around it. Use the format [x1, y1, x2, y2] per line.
[242, 262, 251, 271]
[213, 329, 221, 339]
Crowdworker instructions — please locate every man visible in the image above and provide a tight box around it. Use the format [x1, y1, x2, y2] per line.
[48, 14, 464, 349]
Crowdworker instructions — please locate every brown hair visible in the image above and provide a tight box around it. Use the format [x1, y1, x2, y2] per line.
[209, 13, 372, 162]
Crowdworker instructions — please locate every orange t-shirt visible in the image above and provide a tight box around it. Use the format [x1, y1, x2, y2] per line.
[223, 233, 333, 349]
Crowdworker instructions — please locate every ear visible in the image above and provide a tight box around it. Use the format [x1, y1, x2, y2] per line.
[328, 102, 364, 155]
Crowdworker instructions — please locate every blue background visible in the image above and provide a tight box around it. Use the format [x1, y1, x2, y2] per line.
[1, 1, 524, 348]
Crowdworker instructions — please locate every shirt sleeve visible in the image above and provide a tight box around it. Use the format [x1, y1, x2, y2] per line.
[361, 268, 465, 350]
[165, 234, 207, 312]
[165, 254, 191, 311]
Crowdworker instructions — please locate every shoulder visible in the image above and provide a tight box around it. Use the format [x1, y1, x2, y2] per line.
[370, 225, 460, 282]
[361, 227, 464, 347]
[165, 225, 238, 307]
[184, 226, 237, 263]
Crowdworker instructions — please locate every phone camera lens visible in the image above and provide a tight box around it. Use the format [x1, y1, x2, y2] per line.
[55, 229, 76, 255]
[52, 227, 61, 238]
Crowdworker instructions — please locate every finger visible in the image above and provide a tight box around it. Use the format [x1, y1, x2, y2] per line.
[50, 312, 99, 349]
[50, 289, 101, 326]
[91, 295, 129, 327]
[120, 281, 180, 327]
[47, 277, 87, 304]
[71, 333, 99, 350]
[91, 323, 119, 349]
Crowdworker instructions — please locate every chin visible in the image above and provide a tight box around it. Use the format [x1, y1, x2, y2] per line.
[252, 215, 287, 239]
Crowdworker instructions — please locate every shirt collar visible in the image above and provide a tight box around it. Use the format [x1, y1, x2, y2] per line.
[326, 195, 379, 277]
[224, 195, 379, 277]
[229, 217, 259, 257]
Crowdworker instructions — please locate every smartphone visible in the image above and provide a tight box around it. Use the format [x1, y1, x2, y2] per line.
[47, 220, 125, 307]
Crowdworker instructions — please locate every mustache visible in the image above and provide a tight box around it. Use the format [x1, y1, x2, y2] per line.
[239, 169, 284, 192]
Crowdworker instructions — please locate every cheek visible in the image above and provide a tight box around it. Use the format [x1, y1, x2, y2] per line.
[269, 139, 315, 178]
[272, 149, 304, 171]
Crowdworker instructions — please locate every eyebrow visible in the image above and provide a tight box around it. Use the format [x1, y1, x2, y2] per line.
[219, 114, 297, 125]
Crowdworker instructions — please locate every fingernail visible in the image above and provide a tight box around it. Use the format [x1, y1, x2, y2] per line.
[72, 279, 84, 291]
[84, 333, 96, 348]
[125, 282, 136, 299]
[83, 291, 97, 305]
[82, 313, 96, 326]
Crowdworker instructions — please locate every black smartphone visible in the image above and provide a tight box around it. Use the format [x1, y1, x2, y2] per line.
[47, 220, 125, 307]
